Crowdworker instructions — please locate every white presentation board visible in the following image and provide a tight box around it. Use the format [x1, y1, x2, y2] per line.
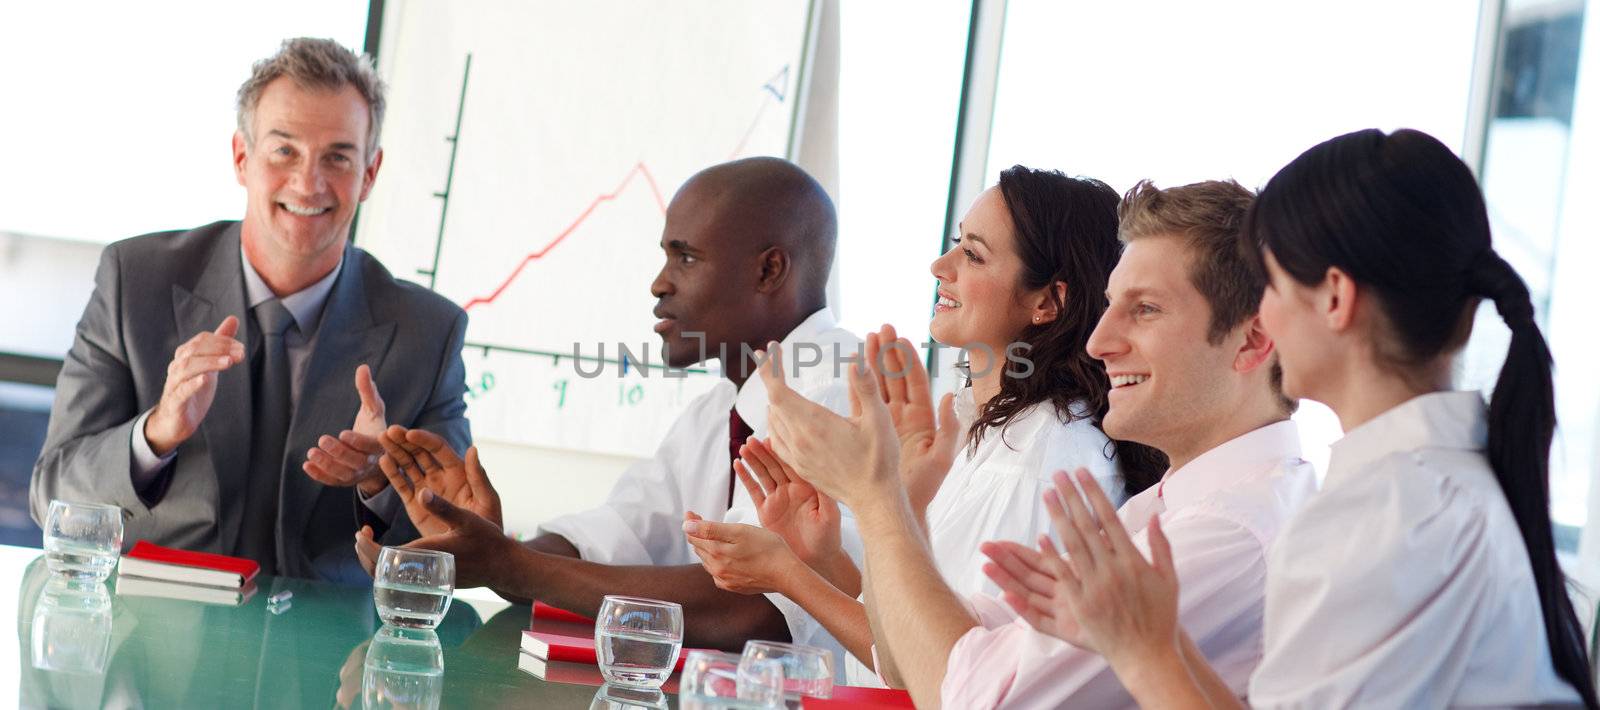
[356, 0, 815, 456]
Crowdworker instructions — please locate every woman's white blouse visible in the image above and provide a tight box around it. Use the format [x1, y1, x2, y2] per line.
[924, 389, 1123, 598]
[845, 389, 1122, 686]
[1249, 391, 1582, 708]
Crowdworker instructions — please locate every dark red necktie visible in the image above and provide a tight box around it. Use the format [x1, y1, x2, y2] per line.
[728, 407, 754, 509]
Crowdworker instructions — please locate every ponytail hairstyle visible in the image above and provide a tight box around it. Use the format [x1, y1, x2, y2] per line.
[1245, 128, 1596, 708]
[972, 166, 1167, 495]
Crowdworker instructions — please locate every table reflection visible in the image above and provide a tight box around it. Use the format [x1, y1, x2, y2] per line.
[591, 683, 671, 709]
[363, 626, 444, 710]
[2, 545, 700, 709]
[31, 575, 113, 674]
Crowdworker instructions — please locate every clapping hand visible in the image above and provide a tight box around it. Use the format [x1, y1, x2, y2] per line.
[980, 538, 1082, 639]
[759, 342, 900, 510]
[357, 487, 511, 589]
[682, 435, 855, 595]
[142, 317, 244, 455]
[988, 469, 1180, 664]
[303, 364, 388, 495]
[683, 513, 807, 595]
[355, 434, 509, 588]
[866, 325, 962, 514]
[733, 436, 843, 567]
[375, 427, 504, 534]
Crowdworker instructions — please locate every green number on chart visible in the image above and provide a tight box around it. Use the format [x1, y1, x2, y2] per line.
[467, 371, 496, 400]
[618, 383, 644, 406]
[552, 379, 569, 409]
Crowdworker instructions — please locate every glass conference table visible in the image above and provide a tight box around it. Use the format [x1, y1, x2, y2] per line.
[0, 544, 673, 708]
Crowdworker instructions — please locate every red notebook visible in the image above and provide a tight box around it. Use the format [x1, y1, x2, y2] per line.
[803, 686, 916, 709]
[532, 601, 594, 625]
[118, 541, 260, 589]
[520, 630, 701, 672]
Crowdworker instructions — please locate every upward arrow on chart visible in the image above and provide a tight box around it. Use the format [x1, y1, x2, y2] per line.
[762, 64, 789, 101]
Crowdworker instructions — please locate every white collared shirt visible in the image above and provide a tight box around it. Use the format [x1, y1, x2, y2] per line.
[927, 390, 1123, 598]
[844, 391, 1125, 687]
[1249, 391, 1582, 708]
[941, 420, 1318, 709]
[537, 309, 865, 675]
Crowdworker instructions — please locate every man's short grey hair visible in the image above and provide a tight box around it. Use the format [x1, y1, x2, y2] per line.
[236, 38, 386, 161]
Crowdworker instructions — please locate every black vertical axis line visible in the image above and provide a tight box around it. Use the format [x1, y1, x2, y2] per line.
[419, 53, 473, 291]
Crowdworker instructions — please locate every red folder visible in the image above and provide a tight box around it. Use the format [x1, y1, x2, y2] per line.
[803, 686, 916, 708]
[533, 601, 595, 625]
[519, 630, 700, 672]
[120, 541, 260, 588]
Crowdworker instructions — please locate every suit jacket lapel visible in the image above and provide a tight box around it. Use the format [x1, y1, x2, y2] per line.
[280, 248, 396, 561]
[173, 223, 253, 553]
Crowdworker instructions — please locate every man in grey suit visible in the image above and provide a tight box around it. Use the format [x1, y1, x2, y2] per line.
[31, 38, 470, 582]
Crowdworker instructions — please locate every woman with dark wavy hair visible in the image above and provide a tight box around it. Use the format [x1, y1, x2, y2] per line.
[681, 165, 1163, 685]
[1000, 129, 1595, 709]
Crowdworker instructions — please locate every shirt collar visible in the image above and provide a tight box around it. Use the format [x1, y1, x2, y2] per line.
[734, 308, 843, 431]
[240, 245, 344, 336]
[1325, 390, 1487, 488]
[1159, 419, 1303, 510]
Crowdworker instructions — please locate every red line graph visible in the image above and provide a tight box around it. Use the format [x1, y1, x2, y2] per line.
[456, 65, 791, 312]
[461, 162, 667, 311]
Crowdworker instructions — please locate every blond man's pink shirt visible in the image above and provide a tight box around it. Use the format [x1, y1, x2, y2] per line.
[941, 420, 1317, 710]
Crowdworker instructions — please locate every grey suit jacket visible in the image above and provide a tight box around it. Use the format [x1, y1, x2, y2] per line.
[31, 220, 471, 582]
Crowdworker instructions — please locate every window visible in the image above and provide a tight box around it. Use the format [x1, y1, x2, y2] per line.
[0, 1, 370, 244]
[1468, 0, 1596, 544]
[985, 0, 1484, 472]
[835, 1, 973, 343]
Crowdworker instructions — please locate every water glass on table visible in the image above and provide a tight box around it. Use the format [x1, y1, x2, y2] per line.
[44, 500, 122, 582]
[593, 595, 683, 689]
[741, 641, 833, 700]
[372, 547, 455, 629]
[680, 649, 785, 709]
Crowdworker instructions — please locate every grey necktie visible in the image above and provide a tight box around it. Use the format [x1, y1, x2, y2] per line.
[239, 299, 296, 575]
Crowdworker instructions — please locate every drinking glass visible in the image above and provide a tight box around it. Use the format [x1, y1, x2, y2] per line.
[362, 626, 444, 710]
[372, 547, 454, 629]
[740, 641, 833, 699]
[680, 649, 784, 709]
[31, 577, 113, 674]
[44, 500, 122, 581]
[593, 595, 683, 689]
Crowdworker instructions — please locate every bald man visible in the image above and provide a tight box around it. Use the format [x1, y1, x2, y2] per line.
[357, 158, 863, 653]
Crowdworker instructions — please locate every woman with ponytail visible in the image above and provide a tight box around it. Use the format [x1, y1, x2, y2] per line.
[985, 129, 1595, 708]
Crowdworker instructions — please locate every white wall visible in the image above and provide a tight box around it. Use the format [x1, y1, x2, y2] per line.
[0, 231, 100, 359]
[477, 441, 639, 540]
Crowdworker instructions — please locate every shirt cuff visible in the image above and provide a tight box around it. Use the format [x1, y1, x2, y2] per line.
[357, 483, 402, 520]
[129, 409, 177, 491]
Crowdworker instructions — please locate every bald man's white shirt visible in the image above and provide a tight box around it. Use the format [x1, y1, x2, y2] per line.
[537, 308, 865, 677]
